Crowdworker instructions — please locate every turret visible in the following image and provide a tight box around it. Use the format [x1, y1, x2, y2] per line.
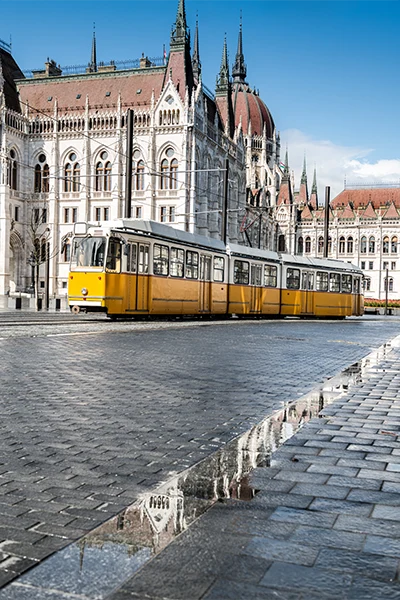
[232, 15, 247, 84]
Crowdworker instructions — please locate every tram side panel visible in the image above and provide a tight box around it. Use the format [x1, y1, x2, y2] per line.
[228, 257, 281, 316]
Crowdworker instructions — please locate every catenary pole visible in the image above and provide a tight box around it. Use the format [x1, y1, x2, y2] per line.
[124, 109, 134, 219]
[323, 186, 330, 259]
[222, 158, 229, 244]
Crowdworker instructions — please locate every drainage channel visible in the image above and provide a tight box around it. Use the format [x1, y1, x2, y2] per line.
[4, 339, 396, 599]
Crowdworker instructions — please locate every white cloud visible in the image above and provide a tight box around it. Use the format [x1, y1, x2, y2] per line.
[280, 129, 400, 200]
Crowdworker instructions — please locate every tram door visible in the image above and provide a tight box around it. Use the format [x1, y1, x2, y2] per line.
[353, 277, 361, 315]
[200, 255, 212, 312]
[250, 264, 262, 313]
[125, 243, 137, 311]
[136, 244, 149, 312]
[301, 271, 314, 314]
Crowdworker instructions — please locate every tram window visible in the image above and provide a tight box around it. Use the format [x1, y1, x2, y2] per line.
[286, 268, 300, 290]
[329, 273, 341, 292]
[234, 260, 249, 285]
[153, 244, 169, 276]
[251, 264, 262, 286]
[186, 251, 199, 279]
[106, 238, 122, 272]
[301, 272, 308, 290]
[316, 271, 328, 291]
[125, 243, 131, 272]
[353, 277, 360, 294]
[170, 247, 184, 278]
[138, 245, 149, 273]
[72, 236, 105, 268]
[342, 274, 352, 293]
[213, 256, 224, 282]
[130, 244, 137, 273]
[301, 272, 314, 290]
[264, 265, 277, 287]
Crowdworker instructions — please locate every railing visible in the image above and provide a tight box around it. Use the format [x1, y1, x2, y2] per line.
[22, 56, 165, 78]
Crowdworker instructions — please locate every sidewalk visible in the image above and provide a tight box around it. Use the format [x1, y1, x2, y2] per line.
[2, 335, 400, 599]
[105, 336, 400, 600]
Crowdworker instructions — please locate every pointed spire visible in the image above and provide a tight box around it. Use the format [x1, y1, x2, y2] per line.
[301, 155, 307, 185]
[311, 167, 317, 194]
[192, 14, 201, 82]
[89, 23, 97, 73]
[283, 148, 290, 177]
[298, 154, 309, 206]
[216, 35, 230, 94]
[309, 166, 318, 210]
[171, 0, 188, 49]
[232, 13, 247, 84]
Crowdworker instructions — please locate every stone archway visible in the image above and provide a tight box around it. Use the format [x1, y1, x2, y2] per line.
[9, 231, 23, 292]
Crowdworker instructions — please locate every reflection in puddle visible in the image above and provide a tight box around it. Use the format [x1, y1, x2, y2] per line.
[9, 342, 393, 598]
[75, 344, 390, 576]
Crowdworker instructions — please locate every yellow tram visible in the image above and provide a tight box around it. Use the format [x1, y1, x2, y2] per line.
[68, 219, 364, 319]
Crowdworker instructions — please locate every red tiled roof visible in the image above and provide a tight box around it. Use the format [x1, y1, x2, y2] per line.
[332, 187, 400, 209]
[277, 181, 292, 205]
[232, 82, 274, 137]
[17, 69, 165, 115]
[383, 202, 399, 219]
[297, 183, 308, 206]
[301, 205, 313, 220]
[309, 193, 318, 210]
[361, 202, 377, 219]
[340, 205, 355, 219]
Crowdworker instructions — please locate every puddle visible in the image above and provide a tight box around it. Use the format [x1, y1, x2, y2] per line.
[6, 341, 395, 599]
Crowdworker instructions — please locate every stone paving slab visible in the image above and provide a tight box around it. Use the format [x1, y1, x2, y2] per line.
[0, 318, 400, 598]
[99, 338, 400, 600]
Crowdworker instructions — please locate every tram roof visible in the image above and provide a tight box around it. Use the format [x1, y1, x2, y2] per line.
[227, 244, 280, 262]
[86, 219, 228, 252]
[279, 253, 363, 274]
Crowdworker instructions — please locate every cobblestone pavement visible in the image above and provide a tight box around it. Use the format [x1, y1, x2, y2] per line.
[105, 336, 400, 600]
[0, 316, 399, 598]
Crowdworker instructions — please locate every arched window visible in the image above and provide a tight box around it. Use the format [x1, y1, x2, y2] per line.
[8, 149, 18, 190]
[132, 150, 145, 191]
[318, 236, 324, 254]
[305, 236, 311, 254]
[170, 158, 178, 190]
[96, 150, 112, 192]
[34, 153, 49, 193]
[43, 164, 50, 193]
[104, 161, 112, 191]
[391, 236, 398, 254]
[34, 165, 41, 192]
[160, 159, 169, 190]
[328, 236, 332, 254]
[278, 234, 286, 252]
[360, 236, 367, 254]
[369, 236, 375, 254]
[389, 278, 394, 292]
[347, 236, 353, 254]
[159, 148, 178, 191]
[73, 163, 80, 191]
[383, 236, 389, 254]
[297, 237, 303, 255]
[339, 236, 345, 254]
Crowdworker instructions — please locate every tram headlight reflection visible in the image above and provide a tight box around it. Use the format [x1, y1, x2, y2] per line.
[81, 288, 88, 296]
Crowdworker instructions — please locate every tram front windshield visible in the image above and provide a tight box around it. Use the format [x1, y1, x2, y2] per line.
[71, 236, 106, 269]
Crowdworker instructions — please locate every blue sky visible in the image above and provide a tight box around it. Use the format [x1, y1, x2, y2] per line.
[2, 0, 399, 196]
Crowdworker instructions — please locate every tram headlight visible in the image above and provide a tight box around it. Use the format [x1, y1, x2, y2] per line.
[81, 288, 88, 296]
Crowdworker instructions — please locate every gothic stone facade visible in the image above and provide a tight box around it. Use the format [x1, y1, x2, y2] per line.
[0, 1, 281, 307]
